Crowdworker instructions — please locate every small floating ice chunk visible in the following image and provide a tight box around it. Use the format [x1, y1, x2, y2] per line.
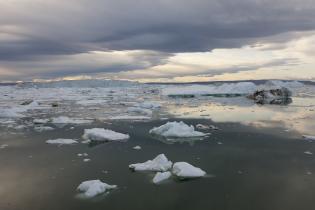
[138, 101, 161, 109]
[304, 151, 313, 155]
[0, 109, 25, 118]
[149, 121, 208, 138]
[172, 162, 206, 178]
[127, 107, 152, 115]
[303, 135, 315, 141]
[109, 115, 151, 120]
[153, 171, 172, 184]
[46, 138, 78, 145]
[77, 180, 117, 198]
[34, 126, 54, 132]
[51, 116, 93, 124]
[129, 154, 173, 172]
[133, 145, 142, 150]
[82, 128, 130, 141]
[0, 144, 9, 149]
[83, 158, 91, 162]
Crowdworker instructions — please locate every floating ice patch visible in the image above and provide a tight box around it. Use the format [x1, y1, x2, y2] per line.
[109, 115, 151, 120]
[149, 121, 208, 138]
[76, 99, 107, 106]
[129, 154, 173, 172]
[34, 126, 55, 132]
[127, 107, 152, 115]
[51, 116, 93, 124]
[172, 162, 206, 179]
[303, 135, 315, 141]
[77, 180, 117, 198]
[133, 145, 142, 150]
[82, 128, 129, 141]
[46, 138, 78, 145]
[0, 109, 25, 118]
[162, 82, 257, 97]
[153, 171, 172, 184]
[304, 151, 313, 155]
[138, 101, 161, 109]
[0, 144, 9, 149]
[33, 118, 50, 124]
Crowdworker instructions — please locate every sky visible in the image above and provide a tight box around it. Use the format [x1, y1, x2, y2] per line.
[0, 0, 315, 82]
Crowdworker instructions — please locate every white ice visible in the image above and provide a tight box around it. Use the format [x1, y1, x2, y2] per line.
[51, 116, 93, 124]
[82, 128, 130, 141]
[46, 138, 78, 145]
[133, 145, 142, 150]
[129, 154, 173, 172]
[172, 162, 206, 178]
[149, 121, 208, 138]
[77, 180, 117, 198]
[303, 135, 315, 141]
[162, 82, 257, 96]
[153, 171, 172, 184]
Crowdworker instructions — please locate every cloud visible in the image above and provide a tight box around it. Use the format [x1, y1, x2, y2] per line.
[0, 0, 315, 80]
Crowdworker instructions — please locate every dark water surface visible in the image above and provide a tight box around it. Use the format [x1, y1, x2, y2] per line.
[1, 119, 315, 210]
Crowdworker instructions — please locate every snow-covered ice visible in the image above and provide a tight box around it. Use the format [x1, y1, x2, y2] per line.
[149, 121, 209, 138]
[153, 171, 172, 184]
[129, 154, 173, 172]
[172, 162, 206, 178]
[77, 180, 117, 198]
[82, 128, 130, 141]
[46, 138, 78, 145]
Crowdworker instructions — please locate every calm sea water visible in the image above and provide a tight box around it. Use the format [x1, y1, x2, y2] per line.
[1, 119, 315, 210]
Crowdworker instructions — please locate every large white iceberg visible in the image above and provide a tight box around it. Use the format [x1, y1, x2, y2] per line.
[82, 128, 130, 141]
[149, 121, 208, 138]
[77, 180, 117, 198]
[129, 154, 173, 172]
[162, 82, 257, 97]
[46, 138, 78, 145]
[172, 162, 206, 178]
[153, 171, 172, 184]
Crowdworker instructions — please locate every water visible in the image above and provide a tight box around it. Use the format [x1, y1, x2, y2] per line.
[1, 80, 315, 209]
[1, 119, 315, 210]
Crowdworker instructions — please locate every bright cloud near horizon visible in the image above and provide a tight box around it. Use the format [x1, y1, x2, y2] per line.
[0, 0, 315, 82]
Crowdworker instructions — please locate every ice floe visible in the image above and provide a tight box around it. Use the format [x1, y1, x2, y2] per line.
[303, 135, 315, 141]
[46, 138, 78, 145]
[162, 82, 257, 97]
[153, 171, 172, 184]
[109, 115, 151, 120]
[304, 151, 313, 155]
[172, 162, 206, 178]
[149, 121, 209, 138]
[34, 126, 55, 132]
[133, 145, 142, 150]
[82, 128, 129, 142]
[51, 116, 93, 124]
[129, 154, 173, 172]
[33, 118, 50, 124]
[77, 180, 117, 198]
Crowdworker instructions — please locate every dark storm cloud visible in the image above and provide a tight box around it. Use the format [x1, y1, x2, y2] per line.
[0, 0, 315, 79]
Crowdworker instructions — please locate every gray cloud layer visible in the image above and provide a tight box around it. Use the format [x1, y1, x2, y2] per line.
[1, 0, 315, 79]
